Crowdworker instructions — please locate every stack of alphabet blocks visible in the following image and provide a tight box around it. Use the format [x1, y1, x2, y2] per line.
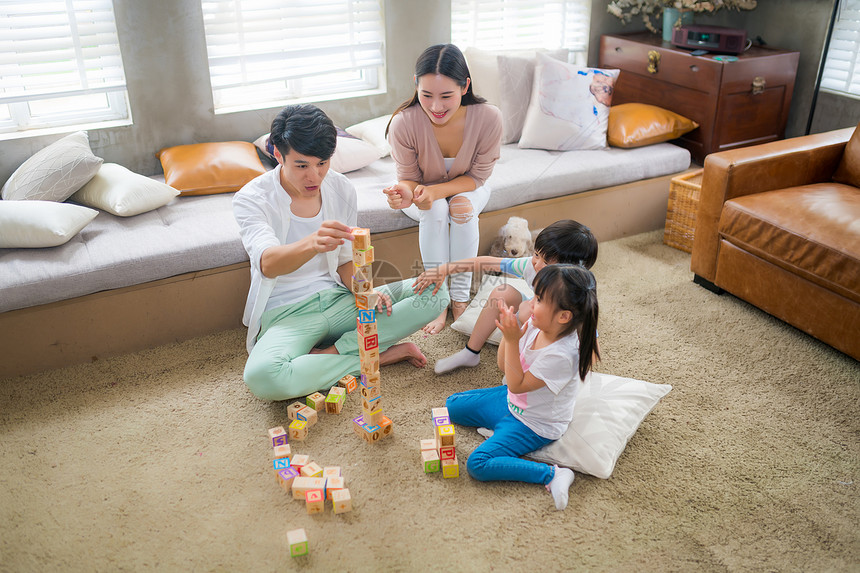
[349, 227, 394, 444]
[420, 407, 459, 478]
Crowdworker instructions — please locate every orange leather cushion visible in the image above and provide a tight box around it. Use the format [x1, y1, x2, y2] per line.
[607, 103, 698, 148]
[832, 122, 860, 187]
[157, 141, 267, 196]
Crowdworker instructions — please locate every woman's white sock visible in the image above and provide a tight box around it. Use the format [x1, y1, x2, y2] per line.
[546, 465, 575, 510]
[434, 346, 481, 374]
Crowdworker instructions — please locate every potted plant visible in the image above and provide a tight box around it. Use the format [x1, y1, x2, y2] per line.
[607, 0, 757, 41]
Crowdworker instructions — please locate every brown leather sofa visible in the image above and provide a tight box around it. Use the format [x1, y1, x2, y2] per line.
[691, 126, 860, 360]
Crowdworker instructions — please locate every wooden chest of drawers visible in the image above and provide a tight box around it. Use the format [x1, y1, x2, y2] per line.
[599, 33, 799, 164]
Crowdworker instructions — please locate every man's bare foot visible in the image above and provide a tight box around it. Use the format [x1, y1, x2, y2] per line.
[451, 300, 469, 322]
[422, 308, 448, 335]
[380, 342, 427, 368]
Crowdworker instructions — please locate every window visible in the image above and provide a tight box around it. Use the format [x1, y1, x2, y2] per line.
[0, 1, 129, 137]
[821, 0, 860, 96]
[451, 0, 591, 63]
[201, 0, 386, 113]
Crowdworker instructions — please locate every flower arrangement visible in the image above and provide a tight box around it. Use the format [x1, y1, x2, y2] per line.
[607, 1, 757, 33]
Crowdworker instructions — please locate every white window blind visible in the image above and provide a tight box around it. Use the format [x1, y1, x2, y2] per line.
[821, 0, 860, 96]
[451, 0, 591, 60]
[202, 0, 386, 113]
[0, 0, 129, 135]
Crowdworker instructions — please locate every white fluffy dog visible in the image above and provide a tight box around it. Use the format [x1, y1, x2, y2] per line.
[489, 216, 534, 258]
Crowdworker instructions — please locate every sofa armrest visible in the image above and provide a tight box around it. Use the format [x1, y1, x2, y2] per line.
[690, 127, 855, 282]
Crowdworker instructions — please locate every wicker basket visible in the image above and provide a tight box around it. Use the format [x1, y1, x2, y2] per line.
[663, 169, 703, 253]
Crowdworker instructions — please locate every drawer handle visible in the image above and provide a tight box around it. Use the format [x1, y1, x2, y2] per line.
[647, 50, 661, 74]
[752, 76, 766, 95]
[690, 65, 699, 72]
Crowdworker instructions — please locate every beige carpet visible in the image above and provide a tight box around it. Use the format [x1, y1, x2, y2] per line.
[1, 231, 857, 572]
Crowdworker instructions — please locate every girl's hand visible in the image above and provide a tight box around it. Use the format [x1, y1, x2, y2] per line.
[412, 265, 448, 295]
[412, 185, 434, 210]
[495, 299, 526, 343]
[383, 183, 414, 210]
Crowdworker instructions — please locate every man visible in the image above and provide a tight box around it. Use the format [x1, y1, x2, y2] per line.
[233, 104, 449, 400]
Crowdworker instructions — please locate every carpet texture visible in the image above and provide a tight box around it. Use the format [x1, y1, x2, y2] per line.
[1, 231, 857, 572]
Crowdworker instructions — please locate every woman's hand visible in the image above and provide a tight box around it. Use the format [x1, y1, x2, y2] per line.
[495, 299, 526, 344]
[412, 185, 434, 210]
[412, 264, 449, 295]
[383, 183, 414, 210]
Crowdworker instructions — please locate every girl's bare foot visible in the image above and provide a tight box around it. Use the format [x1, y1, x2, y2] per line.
[379, 342, 427, 368]
[422, 308, 448, 335]
[450, 300, 469, 322]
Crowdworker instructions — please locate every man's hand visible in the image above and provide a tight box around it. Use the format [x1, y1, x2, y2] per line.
[383, 183, 414, 210]
[375, 291, 394, 316]
[310, 220, 354, 253]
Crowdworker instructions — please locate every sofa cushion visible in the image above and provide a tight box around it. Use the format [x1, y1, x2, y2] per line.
[157, 142, 267, 196]
[607, 104, 699, 148]
[832, 122, 860, 187]
[719, 184, 860, 303]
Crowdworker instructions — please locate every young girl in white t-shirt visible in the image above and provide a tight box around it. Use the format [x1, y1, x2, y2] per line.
[445, 264, 599, 510]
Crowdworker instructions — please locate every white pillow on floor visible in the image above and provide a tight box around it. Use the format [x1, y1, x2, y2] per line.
[527, 371, 672, 479]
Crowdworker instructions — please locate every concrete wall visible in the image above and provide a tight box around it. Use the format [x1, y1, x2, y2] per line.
[0, 0, 848, 184]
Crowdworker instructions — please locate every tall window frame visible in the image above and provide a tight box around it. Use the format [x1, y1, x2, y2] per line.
[0, 1, 130, 138]
[451, 0, 591, 63]
[821, 0, 860, 97]
[201, 0, 386, 114]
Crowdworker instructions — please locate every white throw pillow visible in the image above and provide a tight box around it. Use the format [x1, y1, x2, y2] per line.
[465, 48, 569, 144]
[253, 130, 381, 173]
[1, 131, 103, 202]
[519, 53, 620, 151]
[0, 200, 98, 248]
[345, 115, 392, 158]
[527, 372, 672, 479]
[451, 274, 534, 346]
[71, 163, 179, 217]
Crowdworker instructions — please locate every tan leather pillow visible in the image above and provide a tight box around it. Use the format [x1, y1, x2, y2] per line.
[607, 103, 699, 148]
[157, 141, 267, 196]
[832, 123, 860, 187]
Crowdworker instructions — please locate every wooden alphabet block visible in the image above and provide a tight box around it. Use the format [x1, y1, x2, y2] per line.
[420, 438, 437, 452]
[328, 386, 346, 397]
[331, 488, 353, 514]
[422, 449, 440, 473]
[296, 406, 317, 426]
[273, 458, 291, 471]
[290, 454, 309, 472]
[357, 308, 375, 324]
[436, 424, 455, 447]
[301, 461, 323, 478]
[433, 415, 451, 426]
[360, 371, 380, 387]
[324, 392, 345, 414]
[360, 383, 380, 401]
[360, 352, 379, 375]
[323, 466, 342, 478]
[361, 394, 382, 413]
[356, 320, 377, 337]
[268, 426, 288, 447]
[442, 456, 459, 478]
[353, 246, 374, 267]
[361, 405, 382, 427]
[439, 445, 456, 461]
[351, 274, 373, 294]
[291, 476, 326, 500]
[431, 407, 449, 420]
[324, 476, 345, 500]
[352, 227, 371, 250]
[287, 528, 308, 557]
[288, 419, 308, 441]
[306, 392, 325, 410]
[379, 416, 394, 438]
[273, 444, 292, 461]
[354, 290, 379, 311]
[287, 402, 306, 420]
[277, 467, 300, 491]
[337, 374, 358, 393]
[305, 489, 324, 514]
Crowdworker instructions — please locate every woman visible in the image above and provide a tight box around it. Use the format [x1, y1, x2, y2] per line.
[384, 44, 503, 335]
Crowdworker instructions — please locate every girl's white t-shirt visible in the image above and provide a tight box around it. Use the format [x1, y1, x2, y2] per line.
[506, 318, 581, 439]
[265, 209, 338, 312]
